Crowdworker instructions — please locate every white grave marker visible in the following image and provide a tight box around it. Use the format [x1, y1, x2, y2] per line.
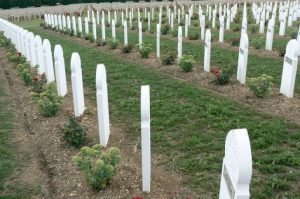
[204, 29, 211, 72]
[54, 45, 67, 97]
[141, 85, 151, 193]
[42, 39, 55, 82]
[71, 53, 85, 117]
[178, 26, 182, 58]
[280, 39, 300, 98]
[237, 33, 249, 85]
[219, 129, 252, 199]
[96, 64, 110, 147]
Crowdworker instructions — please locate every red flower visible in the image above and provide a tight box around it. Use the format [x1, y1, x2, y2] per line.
[132, 197, 142, 199]
[215, 69, 219, 73]
[216, 72, 220, 77]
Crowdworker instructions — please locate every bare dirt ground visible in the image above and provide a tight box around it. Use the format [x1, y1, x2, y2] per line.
[0, 48, 197, 198]
[51, 30, 300, 126]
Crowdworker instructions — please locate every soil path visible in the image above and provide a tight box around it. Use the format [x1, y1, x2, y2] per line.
[0, 48, 196, 198]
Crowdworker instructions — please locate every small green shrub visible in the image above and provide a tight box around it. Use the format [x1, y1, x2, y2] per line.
[107, 38, 119, 49]
[188, 32, 199, 40]
[210, 67, 231, 85]
[40, 22, 46, 28]
[231, 38, 240, 46]
[247, 74, 273, 97]
[161, 24, 170, 35]
[138, 43, 152, 58]
[69, 30, 74, 37]
[291, 31, 298, 39]
[130, 25, 136, 30]
[73, 145, 121, 189]
[278, 47, 286, 57]
[250, 26, 258, 34]
[31, 83, 61, 116]
[252, 39, 264, 49]
[161, 50, 176, 65]
[20, 68, 32, 85]
[232, 24, 241, 32]
[31, 74, 47, 93]
[85, 33, 95, 43]
[96, 39, 107, 46]
[122, 43, 134, 53]
[142, 25, 147, 32]
[179, 55, 195, 72]
[171, 28, 178, 37]
[76, 31, 82, 38]
[62, 117, 86, 147]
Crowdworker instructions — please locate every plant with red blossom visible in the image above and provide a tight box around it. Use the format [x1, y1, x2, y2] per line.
[210, 67, 231, 85]
[132, 197, 143, 199]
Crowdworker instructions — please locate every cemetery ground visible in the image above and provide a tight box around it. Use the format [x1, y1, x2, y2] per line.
[3, 19, 298, 198]
[0, 37, 190, 198]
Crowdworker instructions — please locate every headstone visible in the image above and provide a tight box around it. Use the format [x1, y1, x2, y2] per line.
[101, 17, 105, 41]
[226, 10, 230, 30]
[212, 9, 216, 28]
[112, 19, 116, 42]
[27, 32, 36, 67]
[85, 17, 89, 34]
[67, 15, 71, 30]
[280, 39, 300, 98]
[178, 26, 182, 58]
[201, 15, 205, 40]
[42, 39, 55, 82]
[78, 17, 82, 34]
[204, 29, 211, 72]
[265, 19, 274, 51]
[96, 64, 110, 147]
[54, 45, 67, 97]
[219, 16, 224, 42]
[219, 129, 252, 199]
[148, 12, 151, 31]
[279, 17, 286, 36]
[71, 53, 85, 117]
[156, 24, 160, 58]
[185, 14, 188, 37]
[141, 85, 151, 193]
[92, 17, 97, 40]
[237, 33, 249, 85]
[34, 35, 45, 75]
[72, 16, 77, 35]
[138, 21, 142, 48]
[259, 10, 265, 33]
[124, 20, 128, 46]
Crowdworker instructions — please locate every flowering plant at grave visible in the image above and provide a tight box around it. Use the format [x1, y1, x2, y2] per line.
[31, 73, 47, 93]
[210, 67, 231, 85]
[132, 197, 143, 199]
[247, 74, 273, 98]
[16, 52, 21, 57]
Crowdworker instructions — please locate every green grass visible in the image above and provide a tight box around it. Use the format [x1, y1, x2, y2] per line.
[19, 21, 300, 198]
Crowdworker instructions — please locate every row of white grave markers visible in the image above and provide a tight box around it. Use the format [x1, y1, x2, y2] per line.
[1, 17, 256, 196]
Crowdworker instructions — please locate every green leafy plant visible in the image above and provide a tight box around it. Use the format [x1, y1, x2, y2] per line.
[179, 55, 195, 72]
[122, 43, 134, 53]
[161, 24, 170, 35]
[232, 24, 241, 32]
[290, 31, 298, 39]
[171, 28, 178, 37]
[278, 47, 286, 57]
[250, 25, 258, 34]
[137, 43, 152, 58]
[40, 22, 46, 28]
[107, 38, 119, 49]
[210, 67, 231, 85]
[247, 74, 273, 97]
[188, 32, 199, 40]
[161, 50, 176, 65]
[252, 39, 264, 49]
[96, 39, 107, 46]
[31, 74, 47, 93]
[31, 83, 61, 116]
[73, 145, 121, 189]
[85, 33, 95, 43]
[62, 117, 86, 147]
[231, 38, 240, 46]
[76, 31, 82, 38]
[69, 30, 74, 37]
